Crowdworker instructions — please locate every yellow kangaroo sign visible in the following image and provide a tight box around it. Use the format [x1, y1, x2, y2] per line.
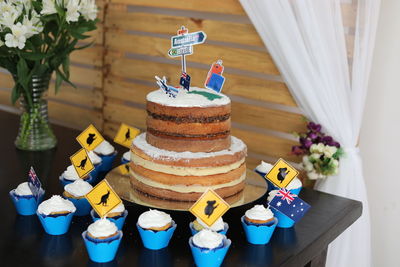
[86, 180, 122, 218]
[70, 148, 94, 178]
[114, 123, 140, 148]
[265, 158, 299, 188]
[76, 124, 104, 151]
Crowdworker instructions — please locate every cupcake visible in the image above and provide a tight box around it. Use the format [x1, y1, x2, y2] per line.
[190, 217, 228, 235]
[94, 140, 117, 172]
[189, 229, 231, 267]
[136, 209, 177, 250]
[285, 177, 302, 195]
[90, 203, 128, 230]
[82, 218, 123, 263]
[87, 150, 103, 181]
[241, 205, 277, 245]
[9, 182, 45, 216]
[37, 195, 76, 235]
[121, 150, 130, 164]
[267, 190, 294, 228]
[63, 179, 93, 216]
[59, 165, 94, 186]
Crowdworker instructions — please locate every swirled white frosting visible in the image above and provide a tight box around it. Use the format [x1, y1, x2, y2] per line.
[192, 229, 224, 249]
[267, 190, 279, 203]
[196, 217, 225, 232]
[62, 165, 80, 181]
[245, 205, 274, 221]
[110, 203, 125, 213]
[87, 218, 118, 238]
[255, 161, 273, 174]
[94, 140, 115, 155]
[122, 151, 130, 161]
[64, 179, 93, 197]
[14, 182, 33, 196]
[285, 177, 302, 190]
[88, 150, 102, 165]
[137, 209, 172, 229]
[37, 195, 76, 215]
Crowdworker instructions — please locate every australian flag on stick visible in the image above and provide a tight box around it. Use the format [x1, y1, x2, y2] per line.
[28, 167, 42, 201]
[179, 72, 191, 91]
[269, 188, 311, 223]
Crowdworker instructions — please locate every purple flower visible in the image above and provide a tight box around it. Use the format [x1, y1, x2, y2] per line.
[291, 146, 304, 155]
[321, 136, 333, 145]
[331, 141, 341, 148]
[307, 122, 322, 133]
[300, 137, 313, 149]
[307, 132, 318, 141]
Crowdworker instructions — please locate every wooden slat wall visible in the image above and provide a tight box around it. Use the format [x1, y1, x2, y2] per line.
[0, 0, 106, 131]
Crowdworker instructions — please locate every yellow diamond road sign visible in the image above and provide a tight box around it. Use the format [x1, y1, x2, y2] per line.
[86, 180, 122, 218]
[114, 123, 140, 148]
[70, 148, 94, 178]
[189, 189, 230, 227]
[265, 158, 299, 188]
[118, 163, 130, 175]
[76, 124, 105, 151]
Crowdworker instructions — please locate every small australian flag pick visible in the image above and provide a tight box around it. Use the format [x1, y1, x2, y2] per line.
[269, 188, 311, 223]
[28, 167, 42, 201]
[179, 72, 191, 91]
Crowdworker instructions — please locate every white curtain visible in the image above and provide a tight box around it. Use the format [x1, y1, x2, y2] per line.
[239, 0, 380, 266]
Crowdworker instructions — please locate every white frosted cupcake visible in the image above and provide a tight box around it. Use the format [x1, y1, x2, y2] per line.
[121, 151, 130, 164]
[9, 182, 45, 215]
[37, 195, 76, 235]
[244, 205, 275, 226]
[59, 165, 93, 186]
[94, 140, 117, 172]
[90, 203, 128, 230]
[63, 179, 93, 216]
[190, 217, 228, 235]
[87, 150, 103, 181]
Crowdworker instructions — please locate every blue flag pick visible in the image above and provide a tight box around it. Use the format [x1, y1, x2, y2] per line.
[269, 188, 311, 223]
[179, 71, 191, 91]
[28, 167, 42, 201]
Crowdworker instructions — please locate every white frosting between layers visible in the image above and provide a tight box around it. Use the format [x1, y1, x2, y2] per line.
[196, 217, 225, 232]
[147, 87, 230, 107]
[14, 182, 33, 196]
[192, 229, 224, 249]
[110, 203, 125, 213]
[62, 165, 80, 181]
[131, 171, 246, 193]
[285, 177, 302, 190]
[133, 133, 246, 161]
[87, 218, 118, 238]
[132, 153, 245, 176]
[88, 150, 102, 165]
[122, 151, 130, 161]
[255, 161, 273, 173]
[94, 140, 115, 155]
[38, 195, 76, 215]
[137, 209, 172, 229]
[64, 179, 93, 197]
[245, 205, 274, 221]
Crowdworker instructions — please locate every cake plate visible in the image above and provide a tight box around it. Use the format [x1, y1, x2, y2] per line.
[106, 166, 268, 211]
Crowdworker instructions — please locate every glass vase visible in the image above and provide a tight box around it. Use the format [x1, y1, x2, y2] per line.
[14, 74, 57, 151]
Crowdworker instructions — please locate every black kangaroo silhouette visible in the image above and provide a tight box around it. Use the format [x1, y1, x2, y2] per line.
[125, 128, 131, 141]
[76, 156, 88, 170]
[96, 190, 110, 206]
[86, 133, 96, 146]
[277, 167, 290, 183]
[125, 165, 129, 172]
[204, 200, 219, 218]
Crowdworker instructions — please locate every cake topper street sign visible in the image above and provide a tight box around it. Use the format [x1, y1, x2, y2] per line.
[269, 188, 311, 222]
[155, 76, 179, 98]
[86, 179, 122, 218]
[76, 124, 104, 151]
[265, 158, 299, 188]
[114, 123, 140, 148]
[70, 148, 94, 178]
[189, 189, 230, 227]
[205, 60, 226, 93]
[28, 167, 42, 201]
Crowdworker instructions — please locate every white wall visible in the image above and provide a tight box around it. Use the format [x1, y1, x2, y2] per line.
[360, 0, 400, 266]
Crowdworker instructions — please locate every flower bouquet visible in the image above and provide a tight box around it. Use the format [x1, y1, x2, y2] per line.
[292, 122, 344, 182]
[0, 0, 98, 150]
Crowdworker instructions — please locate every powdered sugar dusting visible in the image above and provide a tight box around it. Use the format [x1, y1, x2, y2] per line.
[133, 133, 246, 161]
[147, 87, 230, 107]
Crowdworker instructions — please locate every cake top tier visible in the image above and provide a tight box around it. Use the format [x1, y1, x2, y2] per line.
[147, 87, 230, 108]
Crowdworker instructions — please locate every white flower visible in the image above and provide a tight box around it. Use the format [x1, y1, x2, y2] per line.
[323, 145, 337, 158]
[332, 159, 339, 167]
[5, 22, 27, 49]
[302, 156, 314, 172]
[79, 0, 98, 21]
[0, 11, 19, 28]
[41, 0, 57, 15]
[66, 0, 80, 23]
[307, 171, 319, 180]
[0, 1, 14, 14]
[310, 143, 325, 153]
[309, 153, 322, 161]
[23, 12, 43, 38]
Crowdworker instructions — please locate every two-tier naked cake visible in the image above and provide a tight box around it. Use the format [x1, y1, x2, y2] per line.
[130, 87, 247, 201]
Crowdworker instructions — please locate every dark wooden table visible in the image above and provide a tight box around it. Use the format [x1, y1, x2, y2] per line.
[0, 111, 362, 267]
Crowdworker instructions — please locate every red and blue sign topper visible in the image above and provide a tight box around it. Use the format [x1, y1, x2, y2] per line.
[28, 167, 42, 201]
[205, 60, 226, 93]
[269, 188, 311, 223]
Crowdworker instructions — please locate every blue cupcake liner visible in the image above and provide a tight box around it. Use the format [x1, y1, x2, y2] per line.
[37, 210, 75, 235]
[90, 210, 128, 230]
[89, 162, 102, 182]
[189, 236, 231, 267]
[136, 221, 177, 250]
[270, 208, 295, 228]
[241, 216, 277, 245]
[82, 231, 122, 263]
[121, 157, 130, 165]
[59, 174, 95, 187]
[189, 222, 229, 236]
[97, 150, 117, 172]
[64, 196, 91, 216]
[9, 189, 45, 216]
